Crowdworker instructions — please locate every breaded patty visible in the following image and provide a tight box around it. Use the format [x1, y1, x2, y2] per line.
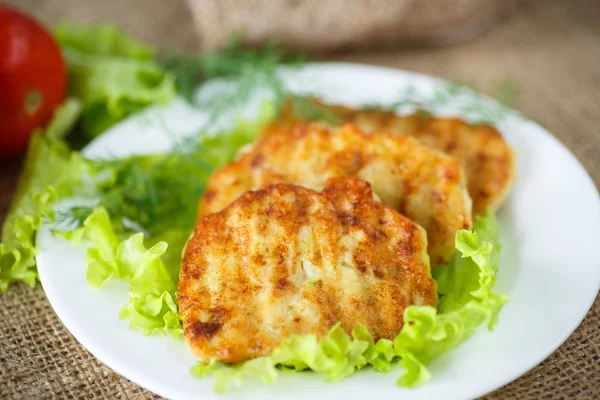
[281, 100, 516, 214]
[200, 123, 472, 264]
[179, 177, 438, 363]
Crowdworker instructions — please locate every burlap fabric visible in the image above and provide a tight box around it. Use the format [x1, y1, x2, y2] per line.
[1, 0, 599, 398]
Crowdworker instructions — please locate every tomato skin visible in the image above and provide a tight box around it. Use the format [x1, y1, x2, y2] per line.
[0, 5, 67, 159]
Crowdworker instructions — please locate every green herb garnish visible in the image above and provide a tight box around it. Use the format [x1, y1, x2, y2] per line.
[160, 36, 304, 106]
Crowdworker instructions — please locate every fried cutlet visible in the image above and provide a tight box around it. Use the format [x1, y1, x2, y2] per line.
[179, 177, 437, 363]
[199, 123, 472, 264]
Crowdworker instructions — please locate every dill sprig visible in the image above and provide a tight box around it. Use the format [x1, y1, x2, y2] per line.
[159, 37, 305, 106]
[160, 37, 341, 129]
[92, 151, 213, 236]
[52, 206, 96, 229]
[286, 96, 342, 125]
[372, 79, 520, 126]
[58, 148, 214, 238]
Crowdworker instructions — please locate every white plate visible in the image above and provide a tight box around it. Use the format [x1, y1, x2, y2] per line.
[36, 63, 600, 400]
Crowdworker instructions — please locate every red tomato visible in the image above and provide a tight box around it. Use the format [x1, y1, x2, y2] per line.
[0, 5, 67, 159]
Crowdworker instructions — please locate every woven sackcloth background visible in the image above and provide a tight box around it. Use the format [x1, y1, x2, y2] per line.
[1, 0, 599, 398]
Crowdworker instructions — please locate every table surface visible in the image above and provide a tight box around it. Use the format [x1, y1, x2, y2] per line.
[1, 0, 599, 399]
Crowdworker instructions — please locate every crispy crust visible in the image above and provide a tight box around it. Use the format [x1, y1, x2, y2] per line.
[179, 177, 437, 363]
[280, 100, 516, 214]
[200, 123, 472, 264]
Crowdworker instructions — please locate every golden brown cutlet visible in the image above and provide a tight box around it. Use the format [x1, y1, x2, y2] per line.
[280, 99, 516, 214]
[179, 177, 437, 363]
[199, 122, 472, 264]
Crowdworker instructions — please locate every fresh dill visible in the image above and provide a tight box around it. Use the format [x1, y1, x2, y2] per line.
[286, 96, 342, 125]
[160, 37, 340, 132]
[91, 151, 213, 236]
[56, 148, 213, 239]
[52, 206, 96, 229]
[159, 36, 305, 107]
[380, 79, 520, 126]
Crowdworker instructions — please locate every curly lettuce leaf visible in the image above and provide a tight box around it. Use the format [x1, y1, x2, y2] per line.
[54, 25, 154, 60]
[55, 25, 175, 139]
[74, 207, 181, 337]
[56, 108, 274, 334]
[1, 27, 176, 291]
[0, 101, 86, 290]
[191, 212, 508, 392]
[191, 324, 375, 394]
[68, 58, 175, 138]
[394, 212, 509, 387]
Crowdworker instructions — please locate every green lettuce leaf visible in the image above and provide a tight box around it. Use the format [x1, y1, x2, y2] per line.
[1, 26, 178, 291]
[54, 25, 154, 60]
[56, 107, 274, 334]
[190, 212, 508, 391]
[393, 212, 509, 387]
[75, 207, 182, 337]
[0, 100, 86, 290]
[55, 25, 175, 139]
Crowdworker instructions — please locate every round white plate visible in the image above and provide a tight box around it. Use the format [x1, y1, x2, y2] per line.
[36, 63, 600, 400]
